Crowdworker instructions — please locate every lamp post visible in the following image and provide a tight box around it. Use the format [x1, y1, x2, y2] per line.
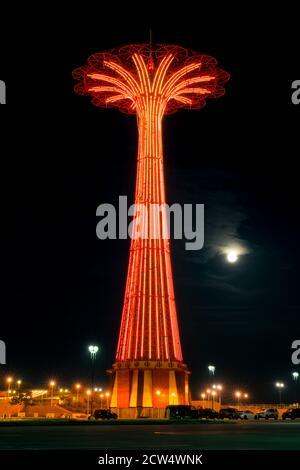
[211, 390, 216, 410]
[75, 384, 81, 404]
[6, 377, 12, 400]
[156, 390, 161, 418]
[100, 393, 104, 408]
[235, 391, 241, 410]
[217, 385, 223, 406]
[88, 345, 99, 415]
[86, 390, 91, 415]
[49, 381, 55, 407]
[17, 380, 22, 393]
[105, 392, 110, 409]
[276, 382, 284, 407]
[213, 384, 223, 406]
[292, 372, 299, 403]
[206, 389, 212, 409]
[208, 365, 215, 376]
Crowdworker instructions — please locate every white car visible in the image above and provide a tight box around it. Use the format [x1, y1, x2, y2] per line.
[239, 410, 255, 420]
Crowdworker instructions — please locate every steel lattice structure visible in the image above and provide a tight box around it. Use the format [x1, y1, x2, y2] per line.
[73, 44, 229, 416]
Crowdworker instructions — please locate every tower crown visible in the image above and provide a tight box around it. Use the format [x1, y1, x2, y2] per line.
[73, 43, 229, 115]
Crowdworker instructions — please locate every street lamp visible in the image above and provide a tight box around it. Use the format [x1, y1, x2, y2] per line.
[201, 393, 206, 400]
[235, 391, 241, 410]
[17, 380, 22, 393]
[211, 390, 217, 410]
[86, 390, 91, 415]
[206, 389, 213, 409]
[75, 384, 81, 403]
[292, 372, 299, 403]
[208, 365, 215, 376]
[276, 382, 284, 406]
[88, 345, 99, 415]
[213, 384, 223, 405]
[6, 377, 12, 399]
[100, 393, 104, 408]
[49, 380, 55, 407]
[105, 392, 110, 409]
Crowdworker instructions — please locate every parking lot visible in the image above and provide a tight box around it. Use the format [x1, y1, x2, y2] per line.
[0, 420, 300, 450]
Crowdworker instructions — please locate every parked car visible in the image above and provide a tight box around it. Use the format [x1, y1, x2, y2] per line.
[282, 408, 300, 420]
[71, 413, 88, 420]
[219, 407, 240, 419]
[238, 410, 255, 420]
[197, 408, 219, 419]
[92, 409, 118, 420]
[255, 408, 278, 420]
[165, 405, 198, 419]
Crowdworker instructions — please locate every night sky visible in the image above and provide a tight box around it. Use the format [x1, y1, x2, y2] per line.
[1, 5, 299, 403]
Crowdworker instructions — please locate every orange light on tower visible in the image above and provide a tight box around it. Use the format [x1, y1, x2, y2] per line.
[73, 43, 229, 417]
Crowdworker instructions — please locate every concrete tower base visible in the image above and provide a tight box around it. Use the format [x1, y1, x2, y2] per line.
[108, 360, 190, 418]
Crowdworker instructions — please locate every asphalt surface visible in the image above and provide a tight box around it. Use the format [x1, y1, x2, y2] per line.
[0, 421, 300, 450]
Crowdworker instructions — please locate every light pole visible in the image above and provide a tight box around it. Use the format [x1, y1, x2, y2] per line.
[213, 384, 223, 406]
[49, 381, 55, 407]
[17, 380, 22, 393]
[75, 384, 81, 404]
[211, 390, 217, 410]
[292, 372, 299, 403]
[217, 385, 223, 406]
[105, 392, 110, 409]
[6, 377, 12, 400]
[201, 393, 206, 403]
[206, 389, 212, 409]
[88, 345, 99, 416]
[208, 365, 215, 376]
[156, 390, 161, 418]
[235, 391, 241, 410]
[276, 382, 284, 407]
[100, 393, 104, 408]
[86, 390, 91, 415]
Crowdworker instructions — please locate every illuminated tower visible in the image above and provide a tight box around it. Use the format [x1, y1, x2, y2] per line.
[73, 44, 229, 417]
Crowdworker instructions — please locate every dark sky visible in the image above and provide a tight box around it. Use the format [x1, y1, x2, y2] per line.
[1, 4, 299, 403]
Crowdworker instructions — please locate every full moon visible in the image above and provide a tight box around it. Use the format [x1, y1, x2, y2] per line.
[227, 251, 239, 263]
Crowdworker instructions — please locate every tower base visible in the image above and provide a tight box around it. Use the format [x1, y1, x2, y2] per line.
[107, 361, 190, 418]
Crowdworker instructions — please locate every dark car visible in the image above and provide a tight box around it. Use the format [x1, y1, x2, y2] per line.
[93, 409, 118, 420]
[282, 408, 300, 420]
[165, 405, 199, 419]
[197, 408, 219, 419]
[219, 407, 240, 419]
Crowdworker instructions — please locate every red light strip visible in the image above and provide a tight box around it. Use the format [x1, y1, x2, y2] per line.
[112, 53, 218, 362]
[75, 45, 229, 365]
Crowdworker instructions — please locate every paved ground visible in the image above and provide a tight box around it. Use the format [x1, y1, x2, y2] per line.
[0, 421, 300, 450]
